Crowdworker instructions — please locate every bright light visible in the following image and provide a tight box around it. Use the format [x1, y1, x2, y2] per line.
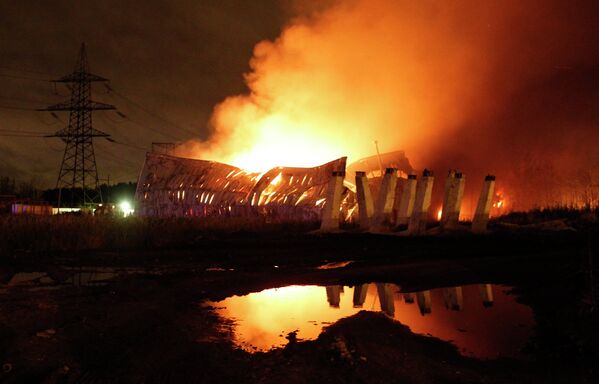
[119, 201, 134, 217]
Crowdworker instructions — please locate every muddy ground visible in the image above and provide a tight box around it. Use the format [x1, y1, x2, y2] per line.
[0, 228, 598, 383]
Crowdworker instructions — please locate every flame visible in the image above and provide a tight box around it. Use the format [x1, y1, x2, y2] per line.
[170, 0, 599, 213]
[437, 208, 443, 221]
[270, 172, 283, 186]
[177, 0, 505, 172]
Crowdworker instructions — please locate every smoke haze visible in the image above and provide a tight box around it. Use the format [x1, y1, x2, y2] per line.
[180, 0, 599, 210]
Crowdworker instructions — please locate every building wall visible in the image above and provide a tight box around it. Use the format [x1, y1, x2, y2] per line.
[11, 203, 53, 215]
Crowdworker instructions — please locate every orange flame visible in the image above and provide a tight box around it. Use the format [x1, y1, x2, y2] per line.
[177, 0, 507, 172]
[171, 0, 599, 215]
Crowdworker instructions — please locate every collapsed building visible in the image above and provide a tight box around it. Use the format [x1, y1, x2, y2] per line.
[135, 152, 351, 220]
[345, 150, 413, 181]
[135, 150, 415, 220]
[135, 150, 499, 233]
[135, 151, 415, 221]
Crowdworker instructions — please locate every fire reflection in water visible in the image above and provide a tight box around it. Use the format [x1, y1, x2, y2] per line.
[208, 284, 533, 358]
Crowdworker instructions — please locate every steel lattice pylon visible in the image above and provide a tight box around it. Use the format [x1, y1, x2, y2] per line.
[40, 43, 115, 208]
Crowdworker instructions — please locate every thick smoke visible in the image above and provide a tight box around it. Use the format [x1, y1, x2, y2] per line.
[179, 0, 599, 210]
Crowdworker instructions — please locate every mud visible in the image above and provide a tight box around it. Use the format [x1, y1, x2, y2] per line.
[0, 229, 597, 383]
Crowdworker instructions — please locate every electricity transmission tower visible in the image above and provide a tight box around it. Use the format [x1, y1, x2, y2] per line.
[40, 43, 115, 208]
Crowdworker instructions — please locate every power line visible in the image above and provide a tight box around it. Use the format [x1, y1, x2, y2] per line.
[105, 137, 148, 152]
[34, 112, 60, 126]
[97, 109, 182, 141]
[0, 72, 52, 82]
[94, 114, 156, 150]
[104, 84, 199, 137]
[0, 65, 54, 76]
[94, 144, 143, 169]
[0, 133, 45, 137]
[0, 95, 56, 104]
[0, 105, 38, 111]
[42, 137, 66, 152]
[0, 129, 50, 134]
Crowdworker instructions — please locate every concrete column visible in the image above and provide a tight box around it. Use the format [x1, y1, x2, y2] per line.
[472, 175, 496, 233]
[408, 169, 435, 235]
[441, 170, 466, 229]
[355, 171, 374, 230]
[442, 286, 464, 311]
[479, 284, 494, 307]
[353, 284, 369, 308]
[326, 285, 342, 308]
[320, 171, 345, 231]
[376, 283, 395, 317]
[416, 290, 432, 315]
[396, 175, 417, 226]
[372, 168, 398, 230]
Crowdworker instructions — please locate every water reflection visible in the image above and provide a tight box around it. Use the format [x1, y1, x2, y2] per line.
[209, 283, 533, 358]
[353, 284, 368, 307]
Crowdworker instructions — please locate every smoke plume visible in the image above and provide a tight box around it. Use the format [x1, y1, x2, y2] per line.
[179, 0, 599, 210]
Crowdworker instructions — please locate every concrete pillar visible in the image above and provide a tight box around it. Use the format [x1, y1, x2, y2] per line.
[472, 175, 496, 233]
[353, 284, 369, 308]
[403, 293, 415, 303]
[326, 285, 342, 308]
[376, 283, 395, 317]
[320, 171, 345, 231]
[396, 175, 417, 226]
[479, 284, 494, 307]
[441, 170, 465, 229]
[372, 168, 398, 230]
[416, 290, 432, 315]
[442, 286, 464, 311]
[355, 171, 374, 230]
[408, 169, 435, 235]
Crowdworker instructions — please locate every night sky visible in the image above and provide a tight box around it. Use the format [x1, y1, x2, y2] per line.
[0, 0, 288, 186]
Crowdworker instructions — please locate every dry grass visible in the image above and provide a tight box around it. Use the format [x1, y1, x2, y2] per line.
[0, 214, 318, 255]
[494, 206, 598, 228]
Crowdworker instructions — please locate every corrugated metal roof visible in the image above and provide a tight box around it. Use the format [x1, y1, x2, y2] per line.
[135, 152, 348, 219]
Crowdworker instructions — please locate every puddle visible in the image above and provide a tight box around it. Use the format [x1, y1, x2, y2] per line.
[208, 283, 534, 359]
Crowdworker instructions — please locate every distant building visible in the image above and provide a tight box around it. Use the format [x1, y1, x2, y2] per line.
[11, 202, 53, 215]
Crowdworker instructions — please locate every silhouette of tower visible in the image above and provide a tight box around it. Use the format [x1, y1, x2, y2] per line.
[41, 43, 115, 208]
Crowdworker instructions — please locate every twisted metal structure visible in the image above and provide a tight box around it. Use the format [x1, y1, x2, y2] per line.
[135, 152, 348, 220]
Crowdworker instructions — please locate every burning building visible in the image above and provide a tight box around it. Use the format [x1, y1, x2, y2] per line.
[135, 152, 350, 220]
[346, 150, 413, 181]
[134, 150, 500, 234]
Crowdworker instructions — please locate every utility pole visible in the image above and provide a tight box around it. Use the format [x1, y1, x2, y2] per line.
[39, 43, 115, 209]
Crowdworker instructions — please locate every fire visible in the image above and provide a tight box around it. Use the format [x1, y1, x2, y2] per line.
[437, 208, 443, 221]
[178, 0, 505, 172]
[270, 172, 283, 186]
[490, 190, 508, 217]
[170, 0, 599, 215]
